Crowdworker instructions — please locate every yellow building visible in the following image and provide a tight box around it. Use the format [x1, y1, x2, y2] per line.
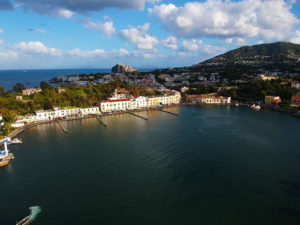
[147, 97, 161, 107]
[265, 96, 281, 105]
[259, 74, 278, 81]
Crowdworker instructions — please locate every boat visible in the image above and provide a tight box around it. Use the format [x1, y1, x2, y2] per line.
[8, 138, 23, 145]
[16, 206, 41, 225]
[235, 103, 239, 107]
[16, 216, 30, 225]
[292, 111, 300, 118]
[250, 104, 261, 110]
[0, 137, 14, 167]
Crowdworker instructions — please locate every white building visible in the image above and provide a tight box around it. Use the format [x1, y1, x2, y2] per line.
[36, 107, 100, 121]
[0, 114, 3, 127]
[81, 107, 101, 116]
[134, 96, 147, 109]
[201, 95, 231, 104]
[99, 99, 131, 112]
[292, 81, 300, 89]
[22, 88, 42, 96]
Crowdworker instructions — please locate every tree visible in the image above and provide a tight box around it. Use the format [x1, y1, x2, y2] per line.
[40, 81, 52, 90]
[43, 100, 53, 110]
[0, 87, 5, 96]
[13, 83, 25, 93]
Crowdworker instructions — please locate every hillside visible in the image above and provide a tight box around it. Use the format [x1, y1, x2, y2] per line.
[198, 42, 300, 66]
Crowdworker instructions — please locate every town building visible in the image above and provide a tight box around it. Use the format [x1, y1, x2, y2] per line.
[16, 96, 23, 101]
[291, 81, 300, 89]
[265, 96, 281, 107]
[22, 88, 42, 96]
[134, 96, 147, 109]
[99, 99, 131, 112]
[0, 114, 3, 127]
[258, 74, 278, 81]
[291, 96, 300, 106]
[186, 93, 231, 104]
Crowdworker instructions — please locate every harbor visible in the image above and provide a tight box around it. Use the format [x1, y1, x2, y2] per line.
[1, 106, 300, 225]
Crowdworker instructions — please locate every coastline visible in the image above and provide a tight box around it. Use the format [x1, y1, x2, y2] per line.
[7, 105, 181, 139]
[7, 102, 299, 139]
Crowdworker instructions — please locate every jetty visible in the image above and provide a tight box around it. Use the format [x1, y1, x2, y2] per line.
[97, 116, 108, 127]
[0, 137, 14, 167]
[157, 108, 178, 116]
[57, 120, 69, 133]
[127, 111, 148, 120]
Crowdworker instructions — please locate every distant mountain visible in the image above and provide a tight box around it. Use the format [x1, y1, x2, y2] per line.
[197, 42, 300, 66]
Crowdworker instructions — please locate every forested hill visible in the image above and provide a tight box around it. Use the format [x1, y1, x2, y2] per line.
[197, 42, 300, 66]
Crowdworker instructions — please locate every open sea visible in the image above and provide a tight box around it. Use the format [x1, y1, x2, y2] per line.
[1, 105, 300, 225]
[0, 69, 111, 91]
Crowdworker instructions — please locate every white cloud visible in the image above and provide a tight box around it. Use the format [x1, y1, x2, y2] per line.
[290, 29, 300, 44]
[0, 40, 3, 44]
[57, 8, 74, 19]
[224, 38, 233, 44]
[0, 29, 3, 33]
[235, 38, 247, 46]
[181, 39, 225, 54]
[120, 23, 158, 50]
[13, 0, 159, 15]
[28, 28, 47, 34]
[14, 41, 62, 56]
[161, 36, 177, 50]
[82, 16, 116, 39]
[149, 0, 299, 42]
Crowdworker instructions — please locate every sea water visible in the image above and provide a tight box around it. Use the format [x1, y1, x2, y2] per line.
[1, 106, 300, 225]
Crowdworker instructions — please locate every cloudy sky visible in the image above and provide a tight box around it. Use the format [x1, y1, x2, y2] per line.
[0, 0, 300, 69]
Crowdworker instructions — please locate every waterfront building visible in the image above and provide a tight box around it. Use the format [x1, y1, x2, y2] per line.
[291, 96, 300, 106]
[186, 94, 231, 104]
[81, 107, 101, 116]
[22, 88, 42, 96]
[99, 99, 131, 112]
[265, 96, 281, 107]
[134, 96, 147, 109]
[147, 97, 161, 107]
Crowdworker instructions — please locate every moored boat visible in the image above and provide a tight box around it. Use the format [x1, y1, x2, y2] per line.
[291, 111, 300, 118]
[8, 138, 23, 145]
[16, 216, 30, 225]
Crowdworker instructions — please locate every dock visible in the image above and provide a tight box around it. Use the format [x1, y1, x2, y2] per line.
[0, 153, 14, 167]
[157, 108, 178, 116]
[97, 116, 108, 127]
[0, 137, 14, 167]
[57, 120, 69, 133]
[127, 111, 148, 120]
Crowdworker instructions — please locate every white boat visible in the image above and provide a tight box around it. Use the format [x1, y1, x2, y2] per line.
[235, 103, 239, 107]
[8, 138, 22, 145]
[16, 216, 30, 225]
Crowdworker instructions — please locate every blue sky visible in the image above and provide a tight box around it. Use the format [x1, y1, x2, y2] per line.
[0, 0, 300, 69]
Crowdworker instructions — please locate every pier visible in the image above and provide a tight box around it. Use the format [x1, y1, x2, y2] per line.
[157, 108, 178, 116]
[0, 137, 14, 167]
[57, 120, 69, 133]
[97, 116, 108, 127]
[127, 111, 148, 120]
